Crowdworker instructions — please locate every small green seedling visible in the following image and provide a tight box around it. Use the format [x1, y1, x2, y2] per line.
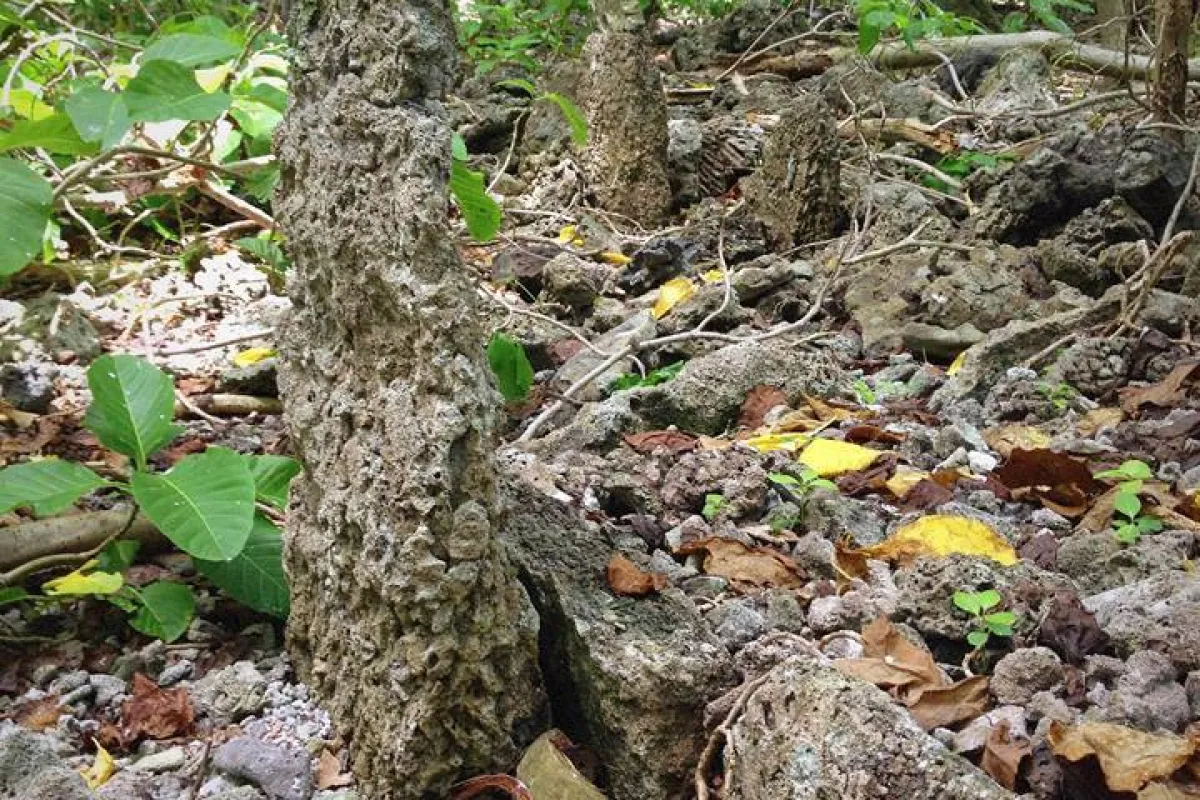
[611, 361, 685, 392]
[953, 589, 1016, 649]
[850, 379, 877, 405]
[768, 468, 837, 495]
[1094, 459, 1163, 545]
[701, 493, 727, 522]
[1035, 381, 1077, 413]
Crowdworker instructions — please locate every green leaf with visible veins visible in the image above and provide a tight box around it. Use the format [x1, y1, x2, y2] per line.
[129, 581, 195, 642]
[66, 87, 131, 149]
[85, 355, 182, 469]
[0, 158, 53, 276]
[245, 454, 301, 510]
[124, 60, 231, 122]
[130, 447, 255, 561]
[196, 513, 290, 618]
[0, 113, 98, 156]
[450, 158, 502, 242]
[0, 460, 109, 517]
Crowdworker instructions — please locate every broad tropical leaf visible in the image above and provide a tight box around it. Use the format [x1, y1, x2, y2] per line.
[0, 158, 53, 276]
[124, 60, 231, 122]
[130, 447, 255, 561]
[245, 454, 301, 510]
[450, 159, 502, 242]
[143, 34, 241, 67]
[129, 581, 195, 642]
[0, 113, 97, 156]
[85, 355, 182, 469]
[0, 460, 108, 517]
[65, 87, 131, 149]
[196, 513, 289, 617]
[486, 333, 533, 404]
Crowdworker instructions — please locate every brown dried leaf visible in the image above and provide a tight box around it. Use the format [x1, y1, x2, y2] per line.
[981, 720, 1031, 790]
[1038, 590, 1108, 664]
[606, 554, 668, 597]
[118, 673, 194, 745]
[622, 430, 697, 455]
[1048, 720, 1198, 793]
[1119, 361, 1200, 414]
[853, 616, 945, 689]
[900, 478, 956, 511]
[995, 449, 1102, 496]
[982, 424, 1052, 458]
[803, 394, 868, 422]
[316, 749, 354, 790]
[676, 537, 804, 589]
[738, 385, 788, 431]
[843, 425, 905, 445]
[14, 695, 63, 731]
[449, 775, 534, 800]
[907, 675, 990, 730]
[1075, 407, 1126, 437]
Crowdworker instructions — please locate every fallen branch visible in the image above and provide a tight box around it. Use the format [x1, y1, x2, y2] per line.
[0, 507, 163, 574]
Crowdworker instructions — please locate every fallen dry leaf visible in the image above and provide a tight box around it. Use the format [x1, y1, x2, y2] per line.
[1075, 407, 1125, 437]
[622, 430, 697, 455]
[606, 554, 668, 597]
[516, 729, 606, 800]
[981, 720, 1031, 790]
[80, 745, 116, 790]
[884, 467, 930, 499]
[983, 424, 1052, 458]
[852, 515, 1019, 567]
[117, 673, 194, 746]
[803, 394, 868, 422]
[1119, 360, 1200, 414]
[1048, 720, 1198, 793]
[316, 749, 354, 790]
[798, 438, 882, 477]
[843, 424, 905, 445]
[994, 448, 1102, 500]
[737, 385, 789, 431]
[449, 774, 535, 800]
[1038, 590, 1108, 664]
[14, 695, 63, 730]
[907, 676, 990, 730]
[651, 277, 696, 318]
[676, 537, 804, 589]
[900, 479, 956, 511]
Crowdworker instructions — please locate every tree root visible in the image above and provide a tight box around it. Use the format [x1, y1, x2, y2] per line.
[0, 508, 164, 575]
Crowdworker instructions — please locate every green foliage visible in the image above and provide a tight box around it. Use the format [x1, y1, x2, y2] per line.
[450, 157, 504, 242]
[0, 354, 299, 640]
[498, 79, 588, 147]
[851, 378, 877, 405]
[702, 492, 727, 521]
[1035, 380, 1078, 413]
[953, 588, 1016, 649]
[855, 0, 984, 53]
[922, 150, 1011, 192]
[0, 158, 53, 276]
[611, 361, 686, 392]
[1095, 460, 1162, 544]
[768, 468, 837, 494]
[487, 332, 535, 404]
[456, 0, 591, 75]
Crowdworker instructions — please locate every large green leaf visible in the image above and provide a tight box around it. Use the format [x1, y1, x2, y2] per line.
[230, 96, 282, 141]
[0, 460, 109, 517]
[245, 454, 301, 510]
[0, 113, 98, 156]
[196, 513, 289, 617]
[486, 332, 533, 403]
[124, 60, 231, 122]
[143, 34, 241, 67]
[130, 447, 255, 561]
[129, 581, 195, 642]
[85, 354, 182, 469]
[0, 158, 52, 276]
[542, 92, 588, 148]
[65, 87, 131, 150]
[450, 159, 502, 242]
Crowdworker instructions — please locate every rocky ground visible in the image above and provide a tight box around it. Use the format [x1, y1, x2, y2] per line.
[2, 3, 1200, 799]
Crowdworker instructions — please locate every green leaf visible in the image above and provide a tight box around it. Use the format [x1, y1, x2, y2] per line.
[0, 587, 30, 606]
[451, 132, 469, 162]
[858, 22, 883, 53]
[542, 92, 588, 148]
[1118, 460, 1153, 480]
[196, 513, 289, 617]
[240, 162, 280, 203]
[975, 588, 1001, 610]
[130, 447, 255, 561]
[230, 97, 282, 140]
[0, 113, 98, 156]
[245, 454, 301, 510]
[487, 332, 534, 404]
[43, 568, 123, 596]
[124, 60, 231, 123]
[143, 34, 241, 67]
[1002, 11, 1028, 30]
[129, 581, 195, 642]
[1115, 523, 1141, 544]
[953, 589, 983, 615]
[768, 472, 801, 487]
[97, 540, 141, 573]
[450, 158, 502, 241]
[236, 235, 288, 272]
[85, 354, 182, 469]
[1136, 516, 1163, 534]
[0, 157, 52, 276]
[497, 78, 538, 96]
[984, 610, 1016, 632]
[65, 87, 131, 150]
[702, 493, 726, 521]
[0, 460, 109, 517]
[610, 361, 686, 392]
[1113, 490, 1142, 519]
[966, 629, 990, 648]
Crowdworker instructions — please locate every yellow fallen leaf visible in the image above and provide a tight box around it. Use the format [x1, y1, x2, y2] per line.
[982, 424, 1051, 458]
[798, 438, 881, 477]
[43, 564, 123, 596]
[80, 745, 116, 789]
[652, 277, 696, 319]
[194, 64, 232, 93]
[232, 347, 276, 367]
[555, 225, 585, 247]
[701, 269, 725, 284]
[743, 432, 812, 453]
[947, 351, 967, 376]
[885, 467, 930, 499]
[1048, 720, 1197, 793]
[599, 250, 631, 265]
[860, 514, 1019, 566]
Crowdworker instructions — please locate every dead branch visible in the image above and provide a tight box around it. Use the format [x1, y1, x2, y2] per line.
[0, 508, 163, 574]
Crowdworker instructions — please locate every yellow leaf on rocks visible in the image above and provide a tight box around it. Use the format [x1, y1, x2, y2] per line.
[947, 351, 967, 376]
[743, 431, 812, 453]
[983, 424, 1052, 458]
[798, 438, 881, 477]
[555, 225, 585, 247]
[43, 565, 123, 596]
[232, 347, 276, 367]
[885, 467, 931, 499]
[858, 515, 1019, 566]
[652, 277, 696, 318]
[80, 745, 116, 789]
[701, 269, 725, 284]
[599, 250, 631, 265]
[1048, 720, 1198, 793]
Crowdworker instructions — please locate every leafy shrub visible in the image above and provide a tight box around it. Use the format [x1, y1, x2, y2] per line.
[855, 0, 984, 52]
[0, 354, 296, 641]
[455, 0, 591, 75]
[1095, 459, 1163, 544]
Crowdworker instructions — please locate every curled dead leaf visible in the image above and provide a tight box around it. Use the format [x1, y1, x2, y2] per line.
[606, 554, 668, 597]
[676, 537, 804, 589]
[737, 385, 789, 431]
[622, 430, 697, 455]
[1048, 720, 1198, 793]
[1119, 360, 1200, 414]
[981, 720, 1031, 790]
[316, 749, 354, 790]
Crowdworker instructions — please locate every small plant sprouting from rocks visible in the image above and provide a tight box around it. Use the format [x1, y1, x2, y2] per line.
[1035, 380, 1078, 413]
[767, 468, 836, 531]
[952, 589, 1016, 650]
[1095, 459, 1163, 545]
[701, 493, 727, 522]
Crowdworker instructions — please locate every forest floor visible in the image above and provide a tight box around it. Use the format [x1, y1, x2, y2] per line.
[2, 4, 1200, 800]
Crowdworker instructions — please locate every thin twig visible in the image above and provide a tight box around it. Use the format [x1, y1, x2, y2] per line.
[694, 675, 771, 800]
[155, 328, 275, 356]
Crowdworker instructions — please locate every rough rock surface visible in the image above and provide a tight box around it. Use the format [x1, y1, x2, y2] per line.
[724, 656, 1013, 799]
[0, 726, 94, 800]
[212, 737, 313, 800]
[501, 477, 736, 800]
